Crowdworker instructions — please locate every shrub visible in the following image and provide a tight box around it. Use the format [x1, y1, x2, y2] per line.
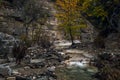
[94, 53, 120, 80]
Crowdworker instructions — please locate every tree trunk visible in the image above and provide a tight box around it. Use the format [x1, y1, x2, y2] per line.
[25, 25, 28, 37]
[94, 34, 105, 49]
[69, 26, 74, 45]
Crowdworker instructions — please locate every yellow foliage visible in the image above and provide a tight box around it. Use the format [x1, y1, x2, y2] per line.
[56, 0, 83, 28]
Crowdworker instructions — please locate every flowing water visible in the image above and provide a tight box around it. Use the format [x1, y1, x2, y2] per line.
[54, 40, 98, 80]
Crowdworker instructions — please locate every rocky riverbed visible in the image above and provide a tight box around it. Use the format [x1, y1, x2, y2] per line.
[53, 40, 98, 80]
[0, 39, 98, 80]
[1, 38, 119, 80]
[0, 44, 72, 80]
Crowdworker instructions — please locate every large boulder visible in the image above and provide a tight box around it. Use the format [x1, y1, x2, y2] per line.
[0, 32, 20, 58]
[0, 65, 12, 76]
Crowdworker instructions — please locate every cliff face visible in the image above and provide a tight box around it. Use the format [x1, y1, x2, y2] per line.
[0, 0, 55, 42]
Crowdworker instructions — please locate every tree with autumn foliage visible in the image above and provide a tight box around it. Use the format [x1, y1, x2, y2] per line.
[56, 0, 86, 45]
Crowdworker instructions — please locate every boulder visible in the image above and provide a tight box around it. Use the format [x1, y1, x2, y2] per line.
[47, 66, 56, 72]
[0, 65, 12, 76]
[0, 32, 20, 59]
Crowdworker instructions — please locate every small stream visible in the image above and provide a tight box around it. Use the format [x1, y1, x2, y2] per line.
[54, 40, 97, 80]
[56, 66, 97, 80]
[57, 54, 98, 80]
